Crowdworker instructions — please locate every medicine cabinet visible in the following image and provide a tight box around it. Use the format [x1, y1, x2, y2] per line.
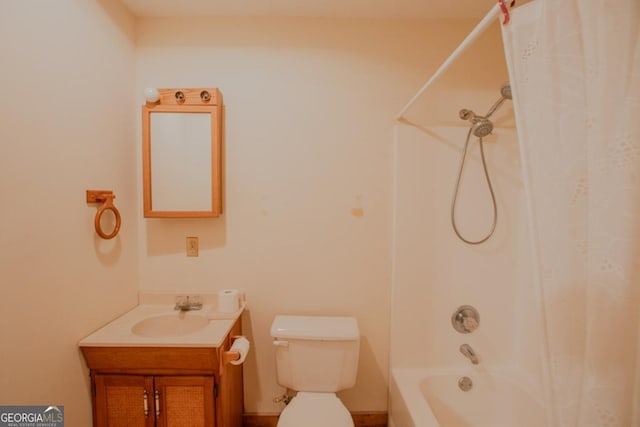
[142, 88, 223, 218]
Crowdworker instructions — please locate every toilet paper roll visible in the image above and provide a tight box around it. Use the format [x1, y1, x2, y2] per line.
[229, 336, 250, 366]
[218, 289, 240, 313]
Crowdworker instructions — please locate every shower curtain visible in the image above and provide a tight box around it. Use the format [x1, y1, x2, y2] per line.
[502, 0, 640, 426]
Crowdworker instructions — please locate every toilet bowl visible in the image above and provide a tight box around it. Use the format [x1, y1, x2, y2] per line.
[270, 315, 360, 427]
[277, 392, 353, 427]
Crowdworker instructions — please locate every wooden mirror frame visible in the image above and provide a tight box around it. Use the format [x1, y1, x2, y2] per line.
[142, 88, 223, 218]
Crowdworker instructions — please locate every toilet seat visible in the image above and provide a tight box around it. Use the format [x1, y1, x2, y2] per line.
[277, 392, 354, 427]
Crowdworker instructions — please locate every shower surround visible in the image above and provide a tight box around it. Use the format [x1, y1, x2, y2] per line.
[389, 124, 548, 426]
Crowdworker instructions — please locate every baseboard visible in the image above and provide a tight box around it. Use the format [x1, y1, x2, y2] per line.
[242, 412, 388, 427]
[351, 412, 389, 427]
[242, 415, 279, 427]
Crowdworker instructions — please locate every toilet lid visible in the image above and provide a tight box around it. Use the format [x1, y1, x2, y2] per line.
[277, 393, 354, 427]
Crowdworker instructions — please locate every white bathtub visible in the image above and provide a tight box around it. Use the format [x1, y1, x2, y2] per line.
[389, 368, 547, 427]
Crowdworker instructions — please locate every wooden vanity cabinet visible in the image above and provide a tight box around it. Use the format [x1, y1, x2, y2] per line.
[82, 320, 243, 427]
[94, 374, 214, 427]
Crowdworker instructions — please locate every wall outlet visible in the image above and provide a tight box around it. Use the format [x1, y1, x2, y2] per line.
[186, 237, 199, 257]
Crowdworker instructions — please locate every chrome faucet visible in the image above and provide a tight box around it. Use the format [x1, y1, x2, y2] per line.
[174, 296, 203, 311]
[459, 344, 479, 365]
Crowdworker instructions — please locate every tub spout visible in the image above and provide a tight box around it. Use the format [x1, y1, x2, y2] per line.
[460, 344, 479, 365]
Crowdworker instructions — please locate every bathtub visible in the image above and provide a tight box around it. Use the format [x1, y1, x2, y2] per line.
[389, 368, 547, 427]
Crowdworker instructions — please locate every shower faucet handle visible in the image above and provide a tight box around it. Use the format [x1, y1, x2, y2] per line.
[452, 305, 480, 333]
[462, 316, 479, 332]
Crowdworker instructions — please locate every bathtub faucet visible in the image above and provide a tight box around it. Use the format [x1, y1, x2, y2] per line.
[459, 344, 479, 365]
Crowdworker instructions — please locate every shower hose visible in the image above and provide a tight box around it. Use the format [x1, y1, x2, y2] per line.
[450, 127, 498, 245]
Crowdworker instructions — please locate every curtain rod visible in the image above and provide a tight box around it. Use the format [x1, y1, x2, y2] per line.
[395, 2, 502, 121]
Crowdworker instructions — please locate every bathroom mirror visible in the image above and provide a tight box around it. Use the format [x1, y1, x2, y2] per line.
[142, 88, 222, 218]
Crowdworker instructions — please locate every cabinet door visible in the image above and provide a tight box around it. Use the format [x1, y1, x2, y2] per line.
[154, 376, 215, 427]
[94, 375, 155, 427]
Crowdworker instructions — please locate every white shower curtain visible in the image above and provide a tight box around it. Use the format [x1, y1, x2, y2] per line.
[502, 0, 640, 426]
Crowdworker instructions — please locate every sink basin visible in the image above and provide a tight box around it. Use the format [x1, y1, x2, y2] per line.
[131, 312, 210, 338]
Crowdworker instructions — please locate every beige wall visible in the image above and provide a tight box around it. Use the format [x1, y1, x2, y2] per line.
[0, 2, 137, 425]
[134, 17, 480, 413]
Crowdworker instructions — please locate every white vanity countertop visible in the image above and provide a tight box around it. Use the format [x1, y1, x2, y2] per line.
[79, 291, 245, 348]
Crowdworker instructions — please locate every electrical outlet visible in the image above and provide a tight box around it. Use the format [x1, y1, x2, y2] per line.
[186, 237, 199, 257]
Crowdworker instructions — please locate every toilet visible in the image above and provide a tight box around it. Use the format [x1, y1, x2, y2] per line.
[270, 315, 360, 427]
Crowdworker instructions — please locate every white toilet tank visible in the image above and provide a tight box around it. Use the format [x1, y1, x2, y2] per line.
[271, 315, 360, 392]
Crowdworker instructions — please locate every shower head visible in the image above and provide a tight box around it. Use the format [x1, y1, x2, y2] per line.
[484, 83, 513, 119]
[472, 119, 493, 138]
[459, 108, 493, 138]
[500, 83, 512, 100]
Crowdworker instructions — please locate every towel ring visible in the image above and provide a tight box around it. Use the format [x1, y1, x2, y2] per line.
[86, 190, 122, 240]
